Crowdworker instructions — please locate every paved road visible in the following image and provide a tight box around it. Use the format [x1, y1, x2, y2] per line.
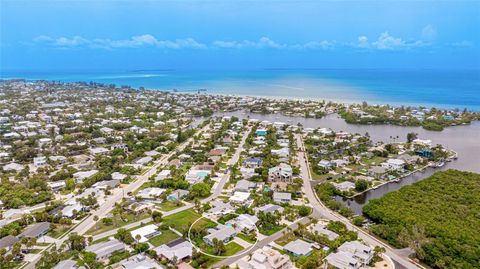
[295, 134, 422, 269]
[24, 124, 212, 269]
[91, 126, 251, 242]
[213, 217, 310, 268]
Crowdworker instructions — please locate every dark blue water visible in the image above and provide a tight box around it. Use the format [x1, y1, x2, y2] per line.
[1, 69, 479, 110]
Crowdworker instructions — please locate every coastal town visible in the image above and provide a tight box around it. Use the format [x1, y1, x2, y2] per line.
[0, 80, 475, 269]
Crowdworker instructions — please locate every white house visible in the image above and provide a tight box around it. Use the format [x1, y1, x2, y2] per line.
[131, 224, 160, 243]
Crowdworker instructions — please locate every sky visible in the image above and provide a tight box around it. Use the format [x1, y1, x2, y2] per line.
[1, 0, 480, 71]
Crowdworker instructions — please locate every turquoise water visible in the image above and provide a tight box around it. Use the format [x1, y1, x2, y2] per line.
[1, 69, 479, 110]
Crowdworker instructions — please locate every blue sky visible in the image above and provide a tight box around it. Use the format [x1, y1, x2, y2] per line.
[1, 0, 479, 71]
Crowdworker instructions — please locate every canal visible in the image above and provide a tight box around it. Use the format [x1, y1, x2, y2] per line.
[215, 110, 480, 213]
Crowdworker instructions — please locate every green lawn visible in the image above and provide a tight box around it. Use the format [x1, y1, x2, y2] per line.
[86, 212, 151, 235]
[197, 242, 245, 268]
[162, 209, 216, 233]
[259, 224, 285, 236]
[47, 224, 72, 239]
[237, 233, 256, 244]
[362, 156, 386, 165]
[157, 200, 184, 212]
[148, 229, 180, 246]
[275, 232, 298, 246]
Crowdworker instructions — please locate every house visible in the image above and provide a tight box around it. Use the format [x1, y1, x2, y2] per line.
[53, 259, 82, 269]
[136, 187, 166, 200]
[204, 224, 237, 246]
[332, 181, 356, 192]
[209, 148, 226, 157]
[382, 159, 405, 171]
[226, 214, 259, 233]
[62, 203, 85, 218]
[273, 192, 292, 203]
[268, 163, 293, 183]
[254, 204, 284, 215]
[368, 166, 387, 178]
[283, 239, 312, 257]
[2, 162, 25, 172]
[156, 170, 171, 181]
[85, 239, 126, 261]
[236, 246, 292, 269]
[92, 179, 120, 190]
[318, 160, 334, 169]
[34, 156, 47, 167]
[134, 156, 153, 166]
[154, 238, 193, 264]
[121, 254, 162, 269]
[89, 147, 109, 155]
[185, 170, 210, 184]
[229, 191, 251, 204]
[271, 148, 289, 158]
[309, 223, 339, 241]
[234, 180, 257, 192]
[240, 167, 258, 179]
[73, 170, 98, 183]
[18, 222, 50, 239]
[167, 189, 189, 201]
[111, 172, 127, 181]
[208, 200, 234, 216]
[0, 235, 19, 251]
[337, 241, 373, 266]
[48, 181, 66, 191]
[243, 157, 263, 168]
[111, 143, 128, 152]
[323, 251, 361, 269]
[131, 224, 160, 243]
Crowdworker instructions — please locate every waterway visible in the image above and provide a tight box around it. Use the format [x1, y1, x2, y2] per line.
[214, 111, 480, 213]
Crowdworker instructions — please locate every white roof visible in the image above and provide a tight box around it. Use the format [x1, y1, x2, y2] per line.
[229, 191, 250, 202]
[131, 224, 159, 243]
[283, 239, 312, 256]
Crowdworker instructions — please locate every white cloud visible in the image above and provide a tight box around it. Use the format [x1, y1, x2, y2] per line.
[421, 25, 437, 41]
[35, 34, 206, 49]
[294, 40, 335, 50]
[355, 32, 425, 50]
[212, 37, 285, 49]
[450, 40, 473, 48]
[357, 36, 369, 48]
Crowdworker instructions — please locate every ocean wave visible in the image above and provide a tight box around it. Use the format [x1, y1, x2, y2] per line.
[93, 74, 167, 79]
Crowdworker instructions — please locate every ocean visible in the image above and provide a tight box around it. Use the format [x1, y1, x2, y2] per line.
[1, 69, 479, 110]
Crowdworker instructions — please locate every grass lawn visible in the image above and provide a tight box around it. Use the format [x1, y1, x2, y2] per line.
[157, 200, 184, 212]
[199, 242, 245, 268]
[275, 232, 298, 246]
[47, 224, 72, 239]
[162, 209, 216, 234]
[86, 212, 151, 236]
[362, 156, 386, 165]
[259, 224, 285, 236]
[310, 168, 331, 180]
[237, 233, 256, 244]
[148, 229, 180, 246]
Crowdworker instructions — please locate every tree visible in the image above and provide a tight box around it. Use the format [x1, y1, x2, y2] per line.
[212, 238, 225, 255]
[152, 211, 163, 223]
[80, 251, 101, 269]
[190, 183, 211, 198]
[115, 228, 134, 245]
[355, 179, 369, 192]
[67, 233, 86, 251]
[407, 132, 418, 143]
[298, 206, 311, 217]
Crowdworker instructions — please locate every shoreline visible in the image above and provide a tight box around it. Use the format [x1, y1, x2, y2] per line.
[2, 76, 480, 112]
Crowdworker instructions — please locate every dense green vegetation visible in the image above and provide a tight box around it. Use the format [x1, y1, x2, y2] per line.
[363, 170, 480, 269]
